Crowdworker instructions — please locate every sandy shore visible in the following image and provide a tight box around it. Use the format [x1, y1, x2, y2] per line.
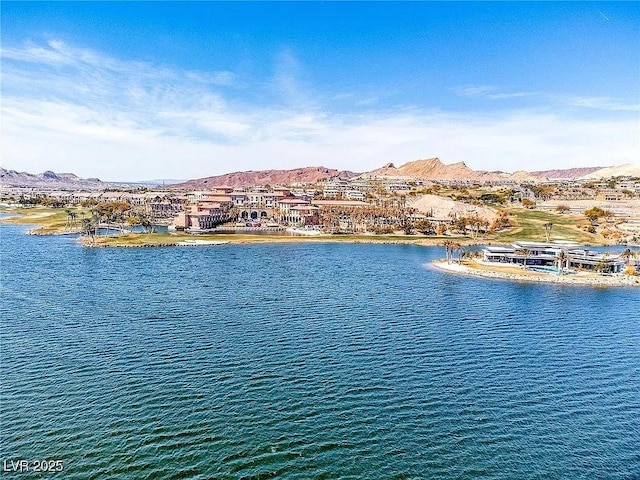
[79, 233, 478, 248]
[177, 239, 229, 246]
[432, 259, 640, 287]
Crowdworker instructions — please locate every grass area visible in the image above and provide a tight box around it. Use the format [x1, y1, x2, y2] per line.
[0, 206, 90, 234]
[492, 208, 604, 244]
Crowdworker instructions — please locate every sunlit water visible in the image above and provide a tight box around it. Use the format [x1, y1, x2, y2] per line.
[1, 224, 639, 479]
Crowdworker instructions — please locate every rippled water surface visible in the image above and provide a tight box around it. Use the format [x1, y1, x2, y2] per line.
[1, 224, 639, 479]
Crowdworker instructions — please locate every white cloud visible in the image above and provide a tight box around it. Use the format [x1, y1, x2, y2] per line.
[453, 85, 536, 100]
[1, 41, 638, 181]
[455, 84, 639, 112]
[454, 85, 497, 97]
[568, 96, 640, 112]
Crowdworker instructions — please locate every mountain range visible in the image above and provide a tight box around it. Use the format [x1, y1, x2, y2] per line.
[170, 167, 359, 189]
[0, 168, 106, 190]
[2, 160, 638, 190]
[359, 158, 521, 182]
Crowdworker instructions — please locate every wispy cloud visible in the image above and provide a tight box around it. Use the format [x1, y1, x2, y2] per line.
[2, 41, 638, 180]
[453, 85, 535, 100]
[569, 96, 640, 112]
[454, 84, 639, 112]
[270, 48, 318, 110]
[453, 85, 496, 97]
[2, 39, 236, 86]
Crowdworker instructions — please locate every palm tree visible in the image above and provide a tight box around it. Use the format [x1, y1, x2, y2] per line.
[543, 222, 553, 242]
[453, 243, 464, 263]
[516, 248, 530, 267]
[82, 217, 97, 244]
[140, 213, 153, 233]
[557, 249, 567, 272]
[64, 209, 73, 230]
[620, 248, 633, 267]
[443, 240, 453, 263]
[594, 259, 608, 274]
[69, 211, 78, 229]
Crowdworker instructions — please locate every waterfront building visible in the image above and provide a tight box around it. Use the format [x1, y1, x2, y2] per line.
[287, 205, 321, 226]
[482, 241, 626, 274]
[277, 198, 312, 224]
[173, 204, 230, 231]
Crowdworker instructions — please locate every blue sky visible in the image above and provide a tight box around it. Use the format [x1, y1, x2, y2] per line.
[2, 2, 638, 181]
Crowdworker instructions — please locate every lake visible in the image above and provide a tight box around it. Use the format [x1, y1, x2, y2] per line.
[1, 223, 639, 479]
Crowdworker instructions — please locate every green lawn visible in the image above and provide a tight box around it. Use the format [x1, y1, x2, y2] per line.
[493, 208, 602, 244]
[0, 206, 90, 233]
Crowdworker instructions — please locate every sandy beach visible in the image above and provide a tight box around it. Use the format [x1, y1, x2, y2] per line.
[432, 259, 640, 287]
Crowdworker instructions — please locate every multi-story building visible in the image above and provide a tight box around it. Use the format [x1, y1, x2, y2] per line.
[482, 241, 626, 274]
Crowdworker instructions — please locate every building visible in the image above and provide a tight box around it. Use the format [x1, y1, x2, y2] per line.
[482, 241, 625, 274]
[172, 204, 231, 231]
[596, 190, 625, 201]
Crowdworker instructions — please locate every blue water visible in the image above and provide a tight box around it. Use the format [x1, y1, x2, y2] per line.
[1, 223, 639, 479]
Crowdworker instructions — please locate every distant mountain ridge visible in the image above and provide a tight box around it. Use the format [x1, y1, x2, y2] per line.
[0, 168, 106, 190]
[3, 160, 637, 191]
[577, 163, 640, 180]
[362, 159, 639, 182]
[170, 167, 359, 189]
[360, 157, 511, 181]
[530, 167, 604, 180]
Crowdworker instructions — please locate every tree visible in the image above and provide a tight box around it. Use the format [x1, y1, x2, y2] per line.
[543, 223, 553, 242]
[452, 243, 464, 263]
[468, 214, 488, 239]
[454, 216, 468, 235]
[139, 212, 154, 233]
[82, 216, 98, 244]
[620, 248, 633, 267]
[601, 209, 615, 225]
[415, 219, 435, 235]
[594, 259, 609, 274]
[557, 249, 567, 272]
[443, 240, 453, 263]
[69, 211, 78, 230]
[584, 207, 605, 224]
[478, 193, 504, 205]
[490, 211, 511, 232]
[64, 209, 73, 230]
[516, 248, 530, 267]
[522, 198, 536, 209]
[556, 205, 570, 214]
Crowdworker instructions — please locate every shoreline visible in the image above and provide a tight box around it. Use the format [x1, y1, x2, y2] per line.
[78, 233, 470, 248]
[432, 259, 640, 287]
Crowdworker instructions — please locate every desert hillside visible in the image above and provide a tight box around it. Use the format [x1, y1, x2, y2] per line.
[171, 167, 359, 189]
[530, 167, 603, 180]
[0, 168, 106, 190]
[360, 157, 532, 182]
[409, 194, 497, 221]
[578, 163, 640, 180]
